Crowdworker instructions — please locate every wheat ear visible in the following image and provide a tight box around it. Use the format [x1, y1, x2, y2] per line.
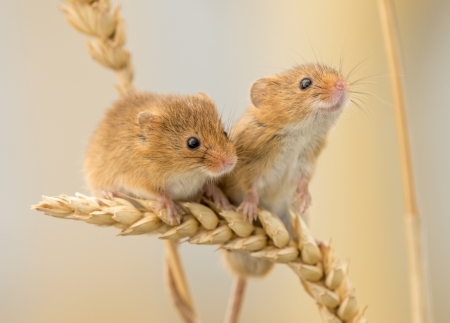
[61, 0, 135, 95]
[33, 193, 368, 323]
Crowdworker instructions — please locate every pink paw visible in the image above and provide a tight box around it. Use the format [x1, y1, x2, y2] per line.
[293, 190, 312, 214]
[157, 195, 182, 225]
[237, 200, 258, 222]
[204, 183, 231, 210]
[293, 178, 312, 214]
[99, 190, 118, 200]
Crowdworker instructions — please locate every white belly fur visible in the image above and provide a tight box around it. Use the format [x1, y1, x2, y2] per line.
[165, 172, 207, 201]
[106, 172, 207, 201]
[256, 118, 332, 225]
[257, 136, 309, 219]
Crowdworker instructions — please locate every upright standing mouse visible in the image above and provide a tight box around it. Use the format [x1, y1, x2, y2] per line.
[220, 63, 351, 316]
[224, 63, 350, 226]
[85, 92, 237, 223]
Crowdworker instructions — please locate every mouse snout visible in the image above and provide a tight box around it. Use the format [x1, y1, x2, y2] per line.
[204, 149, 237, 176]
[221, 156, 237, 171]
[334, 80, 347, 91]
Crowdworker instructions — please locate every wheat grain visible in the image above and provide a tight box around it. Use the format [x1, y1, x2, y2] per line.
[33, 193, 368, 323]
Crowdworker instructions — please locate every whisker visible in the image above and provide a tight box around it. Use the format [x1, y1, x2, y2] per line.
[284, 44, 309, 65]
[349, 74, 399, 86]
[350, 91, 393, 108]
[346, 56, 374, 80]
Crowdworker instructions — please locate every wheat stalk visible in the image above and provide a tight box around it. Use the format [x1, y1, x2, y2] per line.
[33, 193, 368, 323]
[61, 0, 135, 95]
[377, 1, 431, 322]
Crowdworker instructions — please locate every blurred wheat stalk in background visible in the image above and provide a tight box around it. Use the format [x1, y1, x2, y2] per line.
[378, 1, 431, 322]
[61, 0, 135, 94]
[33, 194, 367, 323]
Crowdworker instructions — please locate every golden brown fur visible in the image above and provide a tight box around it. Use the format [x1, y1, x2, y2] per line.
[85, 92, 236, 201]
[222, 64, 350, 278]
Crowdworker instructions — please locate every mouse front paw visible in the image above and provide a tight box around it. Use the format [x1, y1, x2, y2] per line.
[98, 189, 119, 200]
[293, 190, 312, 214]
[293, 178, 312, 214]
[237, 188, 259, 222]
[204, 183, 232, 211]
[237, 200, 258, 222]
[156, 195, 182, 225]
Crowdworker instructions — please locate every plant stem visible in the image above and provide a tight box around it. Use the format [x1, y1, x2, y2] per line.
[224, 277, 247, 323]
[377, 1, 431, 322]
[164, 240, 200, 323]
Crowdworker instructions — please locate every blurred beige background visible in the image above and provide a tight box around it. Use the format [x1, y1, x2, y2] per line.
[1, 0, 448, 322]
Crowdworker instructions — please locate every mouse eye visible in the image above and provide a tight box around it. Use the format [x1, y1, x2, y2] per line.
[187, 137, 201, 150]
[300, 78, 312, 90]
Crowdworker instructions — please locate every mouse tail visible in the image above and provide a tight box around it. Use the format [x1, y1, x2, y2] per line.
[61, 0, 136, 96]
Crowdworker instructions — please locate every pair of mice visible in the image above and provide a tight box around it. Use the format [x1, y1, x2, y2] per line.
[84, 63, 350, 312]
[85, 64, 349, 227]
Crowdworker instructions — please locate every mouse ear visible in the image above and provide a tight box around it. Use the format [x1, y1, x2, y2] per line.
[137, 112, 156, 138]
[250, 78, 269, 108]
[195, 92, 215, 106]
[196, 92, 210, 100]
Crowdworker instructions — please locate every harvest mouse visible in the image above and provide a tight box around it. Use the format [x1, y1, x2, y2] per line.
[223, 63, 350, 227]
[220, 63, 351, 310]
[84, 92, 237, 223]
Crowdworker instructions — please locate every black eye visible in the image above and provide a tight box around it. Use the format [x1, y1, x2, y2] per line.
[300, 78, 312, 90]
[187, 137, 201, 150]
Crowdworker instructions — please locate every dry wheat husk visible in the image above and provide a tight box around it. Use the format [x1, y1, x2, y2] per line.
[33, 193, 368, 323]
[61, 0, 135, 95]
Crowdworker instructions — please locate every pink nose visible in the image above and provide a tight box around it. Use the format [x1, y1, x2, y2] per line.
[221, 157, 236, 170]
[335, 80, 346, 91]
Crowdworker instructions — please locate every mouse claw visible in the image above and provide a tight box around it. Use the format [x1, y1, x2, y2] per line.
[99, 190, 118, 200]
[237, 187, 259, 222]
[157, 194, 183, 225]
[167, 207, 182, 225]
[293, 177, 312, 214]
[204, 183, 232, 211]
[237, 200, 258, 223]
[296, 192, 312, 214]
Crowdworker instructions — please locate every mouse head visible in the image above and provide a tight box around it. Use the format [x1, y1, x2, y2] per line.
[137, 93, 236, 178]
[250, 64, 350, 126]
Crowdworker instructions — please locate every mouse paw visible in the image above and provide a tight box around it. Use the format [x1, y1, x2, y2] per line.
[294, 191, 311, 214]
[293, 178, 312, 214]
[204, 183, 231, 210]
[237, 187, 259, 222]
[156, 195, 182, 225]
[237, 201, 258, 222]
[99, 190, 119, 200]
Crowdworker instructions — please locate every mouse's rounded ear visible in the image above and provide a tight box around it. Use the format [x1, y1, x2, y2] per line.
[137, 112, 156, 138]
[196, 91, 210, 100]
[250, 78, 269, 108]
[195, 92, 215, 106]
